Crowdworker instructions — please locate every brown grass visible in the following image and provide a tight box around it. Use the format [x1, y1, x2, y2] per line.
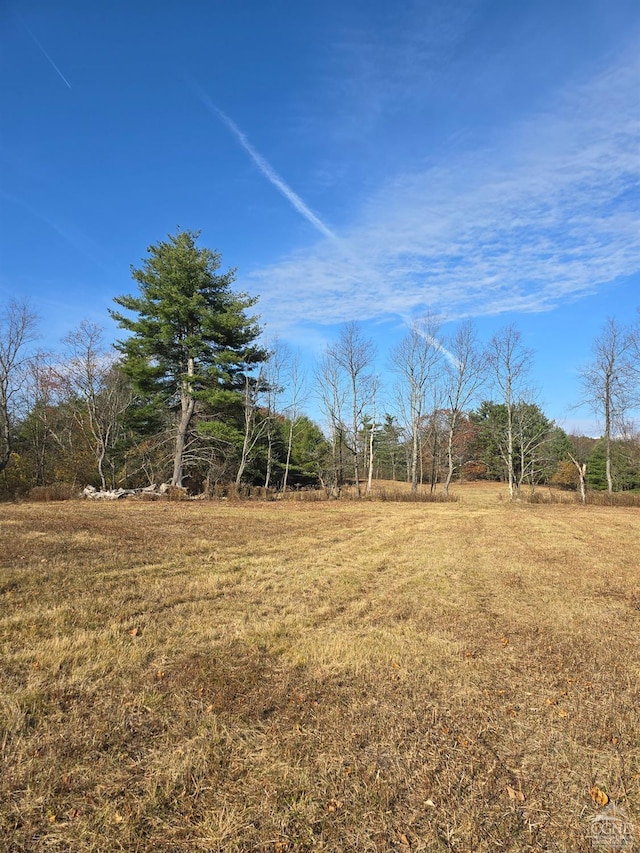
[1, 481, 638, 851]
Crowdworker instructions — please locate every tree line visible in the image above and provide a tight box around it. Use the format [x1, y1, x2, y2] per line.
[2, 229, 639, 500]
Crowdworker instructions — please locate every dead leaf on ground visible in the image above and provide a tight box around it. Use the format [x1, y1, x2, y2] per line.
[506, 785, 525, 802]
[590, 786, 609, 806]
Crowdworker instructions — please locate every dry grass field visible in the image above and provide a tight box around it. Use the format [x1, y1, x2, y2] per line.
[1, 482, 639, 852]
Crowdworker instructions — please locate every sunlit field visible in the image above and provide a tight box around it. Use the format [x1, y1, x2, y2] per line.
[1, 482, 638, 851]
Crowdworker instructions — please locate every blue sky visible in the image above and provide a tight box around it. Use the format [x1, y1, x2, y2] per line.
[1, 0, 639, 434]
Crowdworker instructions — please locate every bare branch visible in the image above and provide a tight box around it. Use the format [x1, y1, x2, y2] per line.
[0, 299, 39, 472]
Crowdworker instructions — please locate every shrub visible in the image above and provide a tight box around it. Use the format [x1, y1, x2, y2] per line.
[28, 483, 78, 502]
[370, 487, 458, 503]
[521, 489, 640, 507]
[164, 485, 188, 502]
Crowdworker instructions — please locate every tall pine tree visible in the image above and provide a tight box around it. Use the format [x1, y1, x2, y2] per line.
[110, 229, 266, 486]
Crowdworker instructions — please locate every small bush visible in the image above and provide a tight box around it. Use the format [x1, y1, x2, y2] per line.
[283, 487, 329, 502]
[525, 491, 549, 504]
[133, 491, 159, 501]
[369, 486, 458, 503]
[204, 483, 460, 503]
[28, 483, 78, 502]
[521, 488, 640, 507]
[164, 485, 188, 502]
[247, 486, 277, 501]
[585, 490, 640, 507]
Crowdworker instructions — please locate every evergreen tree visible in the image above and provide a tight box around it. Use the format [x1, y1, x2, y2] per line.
[110, 229, 267, 486]
[471, 400, 555, 488]
[470, 401, 508, 480]
[587, 440, 609, 490]
[375, 414, 404, 481]
[281, 415, 329, 487]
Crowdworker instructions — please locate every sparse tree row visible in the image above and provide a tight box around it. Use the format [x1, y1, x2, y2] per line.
[2, 230, 639, 500]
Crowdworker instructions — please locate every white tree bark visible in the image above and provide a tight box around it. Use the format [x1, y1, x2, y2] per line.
[390, 317, 441, 494]
[488, 325, 532, 500]
[580, 318, 634, 495]
[0, 299, 39, 474]
[442, 321, 486, 496]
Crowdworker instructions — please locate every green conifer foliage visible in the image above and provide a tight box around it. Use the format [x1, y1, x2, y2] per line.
[110, 229, 267, 485]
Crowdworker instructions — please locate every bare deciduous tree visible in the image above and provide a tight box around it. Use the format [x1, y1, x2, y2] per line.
[22, 354, 64, 486]
[365, 375, 381, 495]
[512, 402, 552, 493]
[60, 321, 133, 489]
[390, 317, 442, 493]
[316, 348, 347, 496]
[579, 317, 634, 494]
[260, 342, 286, 489]
[0, 299, 39, 474]
[487, 325, 533, 499]
[280, 347, 308, 493]
[322, 323, 376, 497]
[235, 370, 269, 486]
[442, 321, 486, 495]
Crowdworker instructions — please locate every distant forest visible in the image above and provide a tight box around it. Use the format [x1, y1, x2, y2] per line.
[2, 230, 639, 501]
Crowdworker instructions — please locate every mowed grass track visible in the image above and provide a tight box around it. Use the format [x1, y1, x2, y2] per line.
[1, 485, 639, 852]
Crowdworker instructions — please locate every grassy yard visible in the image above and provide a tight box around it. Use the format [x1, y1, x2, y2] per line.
[1, 483, 639, 851]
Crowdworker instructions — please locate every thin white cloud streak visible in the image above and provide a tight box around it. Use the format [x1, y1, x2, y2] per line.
[243, 44, 640, 330]
[399, 315, 462, 371]
[24, 26, 72, 89]
[0, 191, 110, 270]
[194, 86, 336, 241]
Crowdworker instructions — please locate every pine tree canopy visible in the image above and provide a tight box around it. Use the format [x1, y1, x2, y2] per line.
[110, 229, 266, 400]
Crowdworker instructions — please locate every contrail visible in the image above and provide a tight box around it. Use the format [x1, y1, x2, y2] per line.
[193, 85, 336, 240]
[25, 26, 72, 89]
[399, 313, 462, 370]
[1, 191, 109, 268]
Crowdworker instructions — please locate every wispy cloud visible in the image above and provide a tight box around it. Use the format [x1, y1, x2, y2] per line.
[300, 1, 477, 152]
[193, 84, 336, 241]
[243, 42, 640, 333]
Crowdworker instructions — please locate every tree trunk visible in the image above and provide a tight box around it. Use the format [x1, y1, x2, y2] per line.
[351, 375, 361, 497]
[172, 357, 196, 486]
[568, 453, 587, 503]
[430, 430, 438, 494]
[264, 430, 273, 489]
[506, 403, 515, 499]
[518, 438, 526, 494]
[443, 414, 456, 496]
[577, 463, 587, 504]
[366, 421, 374, 494]
[605, 375, 613, 493]
[411, 428, 419, 493]
[235, 378, 253, 486]
[97, 439, 107, 491]
[282, 419, 294, 493]
[0, 410, 10, 475]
